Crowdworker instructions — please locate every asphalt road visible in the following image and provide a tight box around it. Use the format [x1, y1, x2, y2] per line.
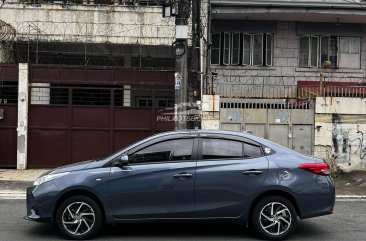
[0, 200, 365, 241]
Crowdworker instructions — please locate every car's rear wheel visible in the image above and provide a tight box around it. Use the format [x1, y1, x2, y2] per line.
[55, 195, 102, 240]
[251, 195, 297, 240]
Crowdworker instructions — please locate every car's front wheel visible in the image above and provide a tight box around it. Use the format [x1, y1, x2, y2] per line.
[251, 195, 297, 240]
[55, 195, 102, 240]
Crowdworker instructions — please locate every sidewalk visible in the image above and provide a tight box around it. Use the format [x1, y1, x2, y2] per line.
[0, 169, 48, 199]
[0, 169, 365, 199]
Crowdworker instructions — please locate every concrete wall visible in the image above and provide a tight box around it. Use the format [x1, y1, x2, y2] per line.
[314, 97, 366, 170]
[210, 21, 366, 98]
[201, 95, 220, 130]
[17, 63, 29, 170]
[0, 4, 176, 46]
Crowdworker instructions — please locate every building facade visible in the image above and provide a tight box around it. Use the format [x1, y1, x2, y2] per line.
[202, 0, 366, 170]
[0, 1, 180, 168]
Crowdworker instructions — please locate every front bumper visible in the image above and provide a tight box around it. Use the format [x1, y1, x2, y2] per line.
[25, 182, 60, 223]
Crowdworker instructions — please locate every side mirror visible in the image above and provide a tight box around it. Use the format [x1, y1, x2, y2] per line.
[118, 155, 129, 167]
[264, 147, 272, 155]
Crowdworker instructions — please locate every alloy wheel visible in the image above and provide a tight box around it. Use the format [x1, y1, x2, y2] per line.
[259, 202, 292, 236]
[62, 201, 95, 236]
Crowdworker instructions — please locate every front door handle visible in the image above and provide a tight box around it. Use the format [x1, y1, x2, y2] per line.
[172, 173, 193, 178]
[242, 170, 263, 176]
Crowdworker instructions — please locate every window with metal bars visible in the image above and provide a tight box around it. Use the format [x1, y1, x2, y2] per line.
[299, 35, 360, 69]
[211, 32, 273, 66]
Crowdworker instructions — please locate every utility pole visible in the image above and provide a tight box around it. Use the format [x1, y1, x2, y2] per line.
[191, 0, 201, 129]
[162, 0, 191, 130]
[174, 0, 190, 130]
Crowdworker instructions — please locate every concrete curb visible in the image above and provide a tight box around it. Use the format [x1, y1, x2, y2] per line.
[336, 195, 366, 199]
[0, 191, 26, 200]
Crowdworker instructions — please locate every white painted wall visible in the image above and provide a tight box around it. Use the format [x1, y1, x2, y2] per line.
[201, 95, 220, 130]
[0, 4, 176, 46]
[314, 97, 366, 170]
[17, 63, 29, 170]
[316, 97, 366, 115]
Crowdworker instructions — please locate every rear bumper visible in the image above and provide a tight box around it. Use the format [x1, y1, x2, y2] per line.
[297, 176, 336, 219]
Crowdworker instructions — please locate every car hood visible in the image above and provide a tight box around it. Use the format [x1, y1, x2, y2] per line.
[49, 160, 94, 174]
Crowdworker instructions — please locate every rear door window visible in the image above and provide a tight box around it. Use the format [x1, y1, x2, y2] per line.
[244, 143, 263, 158]
[202, 138, 243, 160]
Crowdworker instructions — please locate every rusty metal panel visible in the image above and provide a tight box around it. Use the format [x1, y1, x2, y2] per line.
[0, 105, 17, 168]
[0, 64, 18, 82]
[0, 105, 17, 126]
[27, 82, 174, 167]
[73, 107, 110, 128]
[268, 124, 289, 148]
[115, 108, 153, 129]
[28, 129, 68, 168]
[29, 65, 174, 87]
[0, 129, 17, 168]
[268, 109, 290, 124]
[219, 97, 315, 154]
[221, 123, 241, 132]
[244, 109, 267, 124]
[292, 125, 312, 155]
[86, 69, 113, 83]
[244, 124, 266, 138]
[113, 130, 152, 151]
[71, 130, 110, 163]
[292, 109, 314, 124]
[29, 106, 68, 128]
[220, 108, 243, 123]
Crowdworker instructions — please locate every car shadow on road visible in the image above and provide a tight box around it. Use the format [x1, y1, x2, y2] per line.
[23, 220, 330, 240]
[24, 223, 65, 240]
[100, 221, 330, 240]
[99, 223, 250, 240]
[288, 220, 330, 240]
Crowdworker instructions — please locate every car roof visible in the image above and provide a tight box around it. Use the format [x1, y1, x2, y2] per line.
[151, 130, 287, 152]
[152, 129, 252, 139]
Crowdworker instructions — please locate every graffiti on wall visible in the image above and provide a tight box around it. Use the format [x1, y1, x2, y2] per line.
[331, 114, 366, 166]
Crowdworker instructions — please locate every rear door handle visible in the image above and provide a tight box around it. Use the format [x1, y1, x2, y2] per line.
[242, 170, 263, 176]
[172, 173, 193, 178]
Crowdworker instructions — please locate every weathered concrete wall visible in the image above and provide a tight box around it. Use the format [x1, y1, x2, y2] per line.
[316, 97, 366, 115]
[210, 21, 366, 98]
[314, 97, 366, 170]
[201, 95, 220, 130]
[17, 63, 29, 170]
[0, 4, 176, 46]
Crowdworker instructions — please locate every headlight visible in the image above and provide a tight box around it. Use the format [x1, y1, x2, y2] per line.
[33, 172, 70, 186]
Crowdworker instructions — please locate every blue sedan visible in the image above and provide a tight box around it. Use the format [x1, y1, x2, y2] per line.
[25, 130, 335, 240]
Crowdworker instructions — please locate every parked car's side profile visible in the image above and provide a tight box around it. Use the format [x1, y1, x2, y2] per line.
[25, 130, 335, 240]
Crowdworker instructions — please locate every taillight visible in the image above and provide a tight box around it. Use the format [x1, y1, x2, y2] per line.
[299, 163, 330, 176]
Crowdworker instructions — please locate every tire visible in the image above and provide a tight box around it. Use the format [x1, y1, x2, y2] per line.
[55, 195, 102, 240]
[251, 195, 297, 240]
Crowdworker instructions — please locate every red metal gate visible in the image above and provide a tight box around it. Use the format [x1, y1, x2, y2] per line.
[0, 65, 18, 168]
[27, 65, 174, 168]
